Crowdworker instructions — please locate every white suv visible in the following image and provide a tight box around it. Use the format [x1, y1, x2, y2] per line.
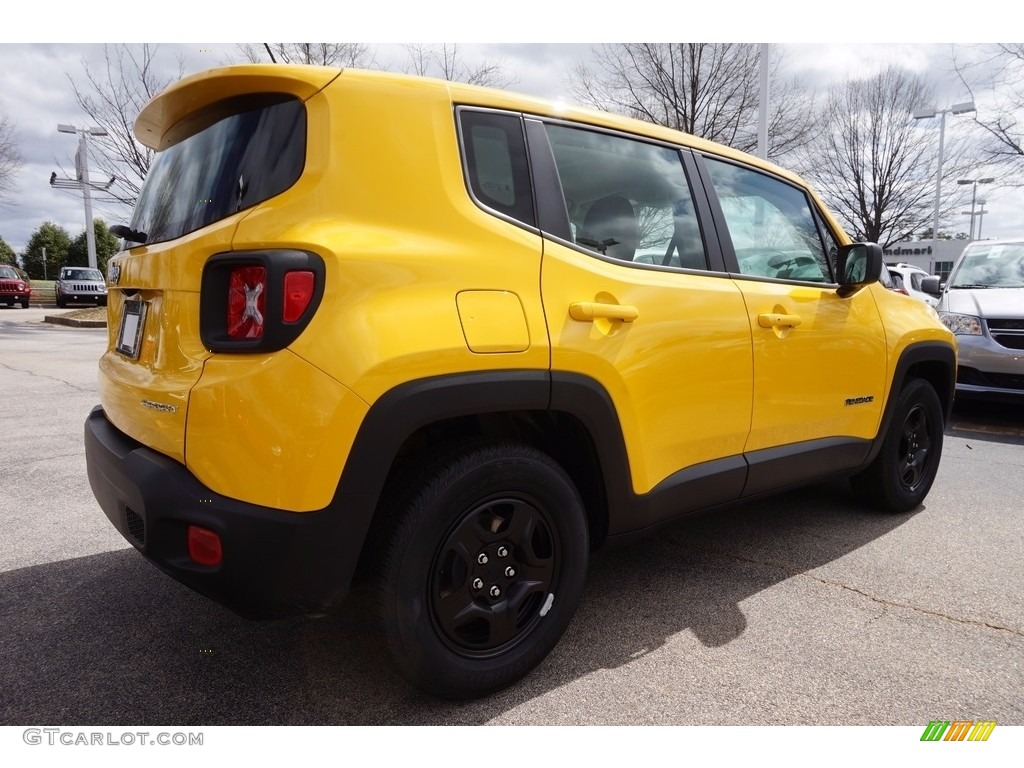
[888, 263, 938, 307]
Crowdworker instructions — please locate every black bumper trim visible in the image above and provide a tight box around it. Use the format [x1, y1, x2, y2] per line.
[84, 406, 370, 618]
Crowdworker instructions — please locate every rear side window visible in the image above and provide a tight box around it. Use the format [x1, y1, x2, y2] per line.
[459, 110, 535, 227]
[703, 156, 834, 282]
[129, 95, 306, 246]
[543, 124, 707, 269]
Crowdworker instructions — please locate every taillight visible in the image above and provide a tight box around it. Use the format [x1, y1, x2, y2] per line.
[227, 266, 267, 339]
[283, 270, 315, 323]
[201, 250, 325, 352]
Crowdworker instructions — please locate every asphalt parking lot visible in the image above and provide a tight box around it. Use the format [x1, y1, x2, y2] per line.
[1, 306, 1022, 727]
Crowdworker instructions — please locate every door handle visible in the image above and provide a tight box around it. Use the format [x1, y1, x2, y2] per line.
[757, 313, 802, 329]
[569, 302, 639, 323]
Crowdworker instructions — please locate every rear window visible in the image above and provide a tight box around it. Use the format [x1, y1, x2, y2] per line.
[129, 95, 306, 246]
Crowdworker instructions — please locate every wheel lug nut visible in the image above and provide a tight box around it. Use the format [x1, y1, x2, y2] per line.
[505, 566, 516, 577]
[497, 546, 508, 557]
[489, 585, 501, 598]
[472, 578, 483, 590]
[477, 553, 488, 565]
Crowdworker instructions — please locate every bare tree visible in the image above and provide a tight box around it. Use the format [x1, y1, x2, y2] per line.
[66, 44, 184, 209]
[0, 114, 22, 208]
[238, 43, 376, 68]
[567, 43, 817, 161]
[402, 44, 516, 89]
[955, 44, 1024, 180]
[796, 67, 967, 247]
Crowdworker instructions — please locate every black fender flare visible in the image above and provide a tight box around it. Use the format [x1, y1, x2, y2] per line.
[863, 341, 956, 466]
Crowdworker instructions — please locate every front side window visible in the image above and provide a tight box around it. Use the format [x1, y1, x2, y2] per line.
[703, 156, 833, 282]
[129, 95, 306, 246]
[544, 124, 707, 270]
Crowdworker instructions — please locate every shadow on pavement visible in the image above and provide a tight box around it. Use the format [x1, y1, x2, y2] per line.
[0, 479, 918, 725]
[947, 398, 1024, 446]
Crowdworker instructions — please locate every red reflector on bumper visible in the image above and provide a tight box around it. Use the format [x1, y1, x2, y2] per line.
[187, 525, 223, 566]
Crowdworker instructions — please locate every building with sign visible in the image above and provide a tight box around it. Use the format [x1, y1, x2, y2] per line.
[882, 240, 970, 280]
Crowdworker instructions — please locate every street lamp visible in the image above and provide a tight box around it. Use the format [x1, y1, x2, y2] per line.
[913, 101, 976, 248]
[51, 123, 114, 270]
[957, 178, 994, 240]
[977, 201, 989, 240]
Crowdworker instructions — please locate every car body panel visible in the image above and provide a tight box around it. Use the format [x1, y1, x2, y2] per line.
[733, 279, 887, 450]
[541, 239, 753, 495]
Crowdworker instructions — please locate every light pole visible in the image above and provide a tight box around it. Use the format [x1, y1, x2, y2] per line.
[913, 101, 976, 248]
[757, 43, 770, 160]
[957, 177, 995, 240]
[51, 124, 114, 270]
[977, 202, 989, 240]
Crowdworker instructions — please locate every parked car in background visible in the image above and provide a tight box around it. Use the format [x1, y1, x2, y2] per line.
[0, 264, 31, 308]
[879, 263, 909, 296]
[55, 266, 107, 307]
[888, 262, 938, 307]
[924, 238, 1024, 400]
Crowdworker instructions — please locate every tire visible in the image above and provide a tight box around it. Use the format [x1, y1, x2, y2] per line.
[20, 299, 28, 309]
[851, 378, 944, 513]
[372, 442, 589, 699]
[56, 293, 66, 308]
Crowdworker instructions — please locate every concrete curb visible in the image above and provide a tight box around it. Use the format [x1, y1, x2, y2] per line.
[43, 314, 107, 328]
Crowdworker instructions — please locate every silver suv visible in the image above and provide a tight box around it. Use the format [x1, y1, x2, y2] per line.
[55, 267, 107, 307]
[924, 239, 1024, 400]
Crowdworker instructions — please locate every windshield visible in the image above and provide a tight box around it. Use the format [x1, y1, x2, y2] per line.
[950, 243, 1024, 288]
[62, 268, 103, 281]
[0, 266, 19, 279]
[129, 94, 306, 246]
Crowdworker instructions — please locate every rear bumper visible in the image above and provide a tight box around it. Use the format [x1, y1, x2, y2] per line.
[84, 405, 372, 618]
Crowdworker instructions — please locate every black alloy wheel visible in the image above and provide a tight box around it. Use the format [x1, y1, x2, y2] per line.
[372, 441, 589, 699]
[851, 377, 944, 513]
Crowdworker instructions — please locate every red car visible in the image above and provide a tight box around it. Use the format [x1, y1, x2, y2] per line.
[0, 265, 31, 308]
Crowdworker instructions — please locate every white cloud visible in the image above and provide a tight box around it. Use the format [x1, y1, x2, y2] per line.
[1, 40, 1021, 254]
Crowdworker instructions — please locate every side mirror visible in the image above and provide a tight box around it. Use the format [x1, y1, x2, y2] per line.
[836, 242, 882, 298]
[921, 275, 943, 295]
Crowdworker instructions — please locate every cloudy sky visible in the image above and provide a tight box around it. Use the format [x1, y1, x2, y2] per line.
[0, 7, 1012, 255]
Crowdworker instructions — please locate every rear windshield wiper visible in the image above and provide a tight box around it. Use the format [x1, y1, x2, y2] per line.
[110, 224, 148, 244]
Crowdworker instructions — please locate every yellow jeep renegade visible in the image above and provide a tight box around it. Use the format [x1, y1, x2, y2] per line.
[86, 64, 956, 699]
